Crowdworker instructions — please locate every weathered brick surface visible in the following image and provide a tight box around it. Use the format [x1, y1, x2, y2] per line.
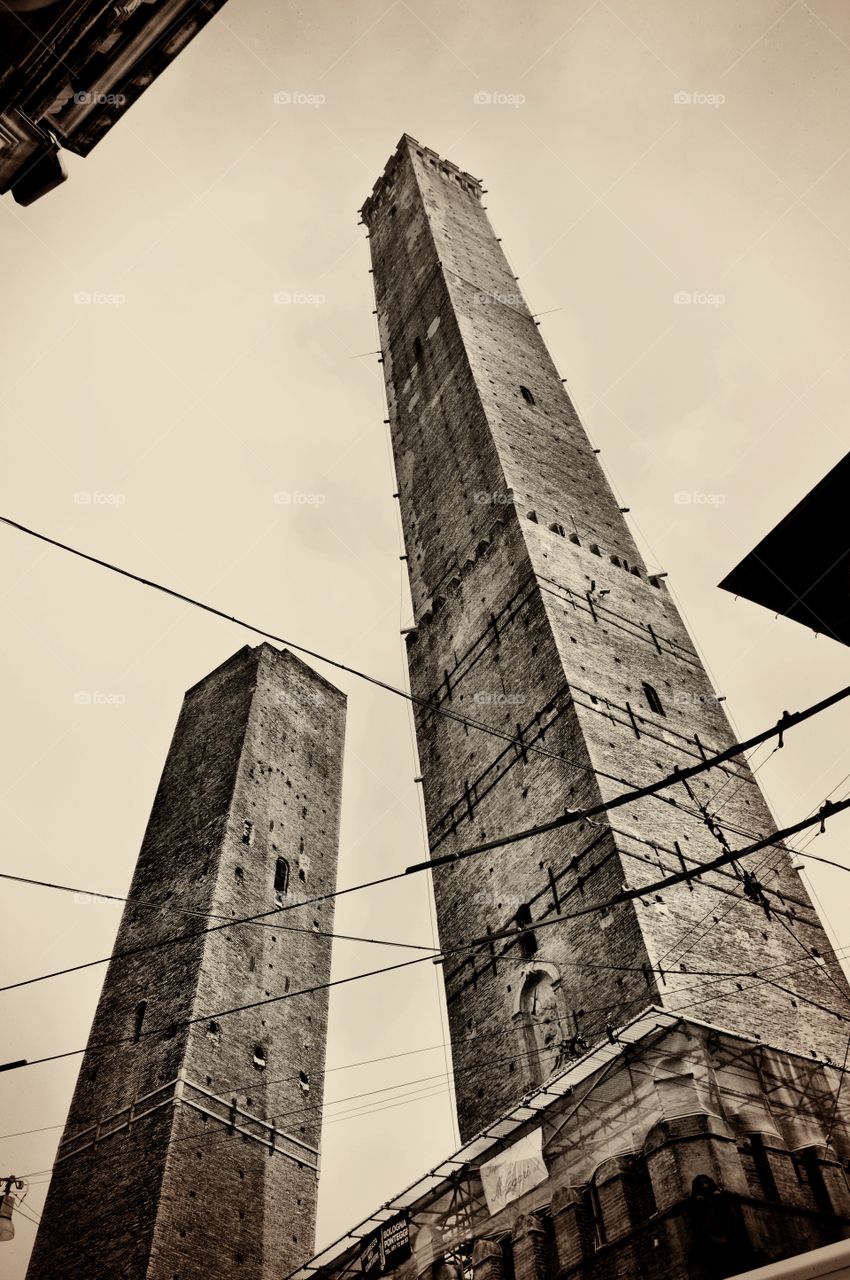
[308, 1019, 850, 1280]
[362, 134, 850, 1144]
[26, 643, 346, 1280]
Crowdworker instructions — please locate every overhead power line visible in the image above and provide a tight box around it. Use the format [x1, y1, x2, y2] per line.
[3, 515, 850, 823]
[13, 1029, 682, 1189]
[0, 865, 421, 996]
[456, 796, 850, 951]
[0, 771, 796, 991]
[8, 1036, 639, 1180]
[0, 869, 434, 943]
[6, 939, 850, 1152]
[648, 763, 850, 1004]
[0, 1038, 466, 1144]
[4, 516, 848, 1021]
[4, 682, 850, 1004]
[4, 792, 850, 1078]
[0, 515, 587, 774]
[19, 930, 850, 1161]
[408, 693, 850, 873]
[0, 868, 439, 985]
[12, 942, 850, 1195]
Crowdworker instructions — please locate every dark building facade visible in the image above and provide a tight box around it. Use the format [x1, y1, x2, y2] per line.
[26, 643, 346, 1280]
[360, 134, 850, 1148]
[0, 0, 229, 205]
[720, 450, 850, 649]
[295, 1011, 850, 1280]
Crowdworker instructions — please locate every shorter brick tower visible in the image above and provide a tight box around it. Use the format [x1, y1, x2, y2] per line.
[26, 643, 346, 1280]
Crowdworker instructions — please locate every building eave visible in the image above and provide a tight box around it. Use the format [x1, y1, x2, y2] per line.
[289, 1004, 844, 1280]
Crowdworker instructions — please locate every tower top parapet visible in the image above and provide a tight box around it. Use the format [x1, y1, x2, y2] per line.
[360, 133, 483, 225]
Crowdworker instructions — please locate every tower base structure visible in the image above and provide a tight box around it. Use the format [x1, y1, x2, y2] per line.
[294, 1010, 850, 1280]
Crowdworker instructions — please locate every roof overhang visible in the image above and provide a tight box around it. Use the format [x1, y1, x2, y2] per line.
[719, 452, 850, 648]
[291, 1006, 842, 1280]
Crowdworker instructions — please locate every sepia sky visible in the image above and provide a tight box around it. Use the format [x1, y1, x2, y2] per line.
[2, 1, 850, 1274]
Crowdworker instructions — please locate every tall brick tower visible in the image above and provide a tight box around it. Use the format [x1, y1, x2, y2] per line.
[26, 643, 346, 1280]
[361, 135, 850, 1143]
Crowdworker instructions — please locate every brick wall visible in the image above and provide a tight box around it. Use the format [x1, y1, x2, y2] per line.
[307, 1019, 850, 1280]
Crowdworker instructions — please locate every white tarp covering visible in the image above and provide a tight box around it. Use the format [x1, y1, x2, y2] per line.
[479, 1127, 548, 1216]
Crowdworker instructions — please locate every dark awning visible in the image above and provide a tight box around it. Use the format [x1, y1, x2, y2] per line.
[719, 452, 850, 648]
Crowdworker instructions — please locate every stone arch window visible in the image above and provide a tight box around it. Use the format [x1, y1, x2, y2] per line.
[730, 1103, 783, 1202]
[744, 1132, 780, 1201]
[621, 1153, 657, 1222]
[796, 1146, 832, 1215]
[581, 1182, 606, 1248]
[252, 1045, 267, 1071]
[498, 1236, 516, 1280]
[413, 336, 423, 361]
[514, 963, 567, 1085]
[526, 510, 538, 524]
[549, 522, 566, 537]
[737, 1136, 778, 1203]
[642, 682, 665, 717]
[519, 385, 536, 405]
[589, 1156, 657, 1248]
[274, 857, 289, 905]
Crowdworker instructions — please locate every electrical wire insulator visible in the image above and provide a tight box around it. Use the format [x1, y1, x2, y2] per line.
[0, 1178, 23, 1244]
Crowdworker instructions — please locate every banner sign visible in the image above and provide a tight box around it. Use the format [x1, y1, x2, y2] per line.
[361, 1235, 382, 1277]
[361, 1213, 412, 1276]
[480, 1128, 548, 1216]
